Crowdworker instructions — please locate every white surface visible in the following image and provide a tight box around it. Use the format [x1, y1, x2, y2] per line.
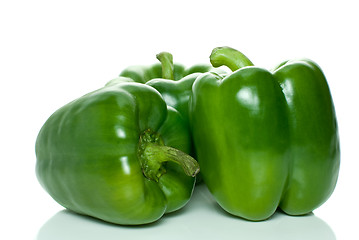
[36, 185, 336, 240]
[1, 1, 358, 239]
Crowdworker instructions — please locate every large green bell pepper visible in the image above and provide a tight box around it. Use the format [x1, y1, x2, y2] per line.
[190, 47, 340, 221]
[35, 81, 200, 225]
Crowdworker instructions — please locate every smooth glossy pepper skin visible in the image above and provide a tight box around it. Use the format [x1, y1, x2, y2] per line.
[190, 47, 340, 221]
[36, 82, 199, 225]
[106, 73, 201, 130]
[146, 73, 202, 128]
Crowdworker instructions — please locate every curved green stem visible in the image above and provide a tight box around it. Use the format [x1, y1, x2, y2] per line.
[143, 143, 200, 181]
[138, 129, 200, 182]
[210, 46, 254, 72]
[156, 52, 174, 80]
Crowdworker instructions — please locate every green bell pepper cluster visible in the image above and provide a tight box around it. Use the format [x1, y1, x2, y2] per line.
[36, 46, 339, 224]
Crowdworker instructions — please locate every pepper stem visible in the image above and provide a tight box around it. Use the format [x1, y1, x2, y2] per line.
[138, 129, 200, 182]
[143, 143, 200, 181]
[210, 46, 254, 72]
[156, 52, 174, 80]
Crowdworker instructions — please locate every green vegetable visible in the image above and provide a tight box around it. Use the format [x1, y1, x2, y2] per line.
[118, 52, 214, 83]
[106, 52, 223, 127]
[190, 46, 340, 221]
[146, 52, 213, 128]
[36, 81, 200, 225]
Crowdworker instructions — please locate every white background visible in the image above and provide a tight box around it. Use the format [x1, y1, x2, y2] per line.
[1, 0, 358, 239]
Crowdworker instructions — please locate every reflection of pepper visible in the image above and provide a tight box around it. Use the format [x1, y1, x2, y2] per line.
[190, 46, 340, 221]
[36, 82, 200, 225]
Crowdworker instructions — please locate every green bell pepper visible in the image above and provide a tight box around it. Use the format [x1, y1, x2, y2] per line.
[118, 52, 214, 83]
[106, 52, 221, 127]
[190, 46, 340, 221]
[36, 81, 200, 225]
